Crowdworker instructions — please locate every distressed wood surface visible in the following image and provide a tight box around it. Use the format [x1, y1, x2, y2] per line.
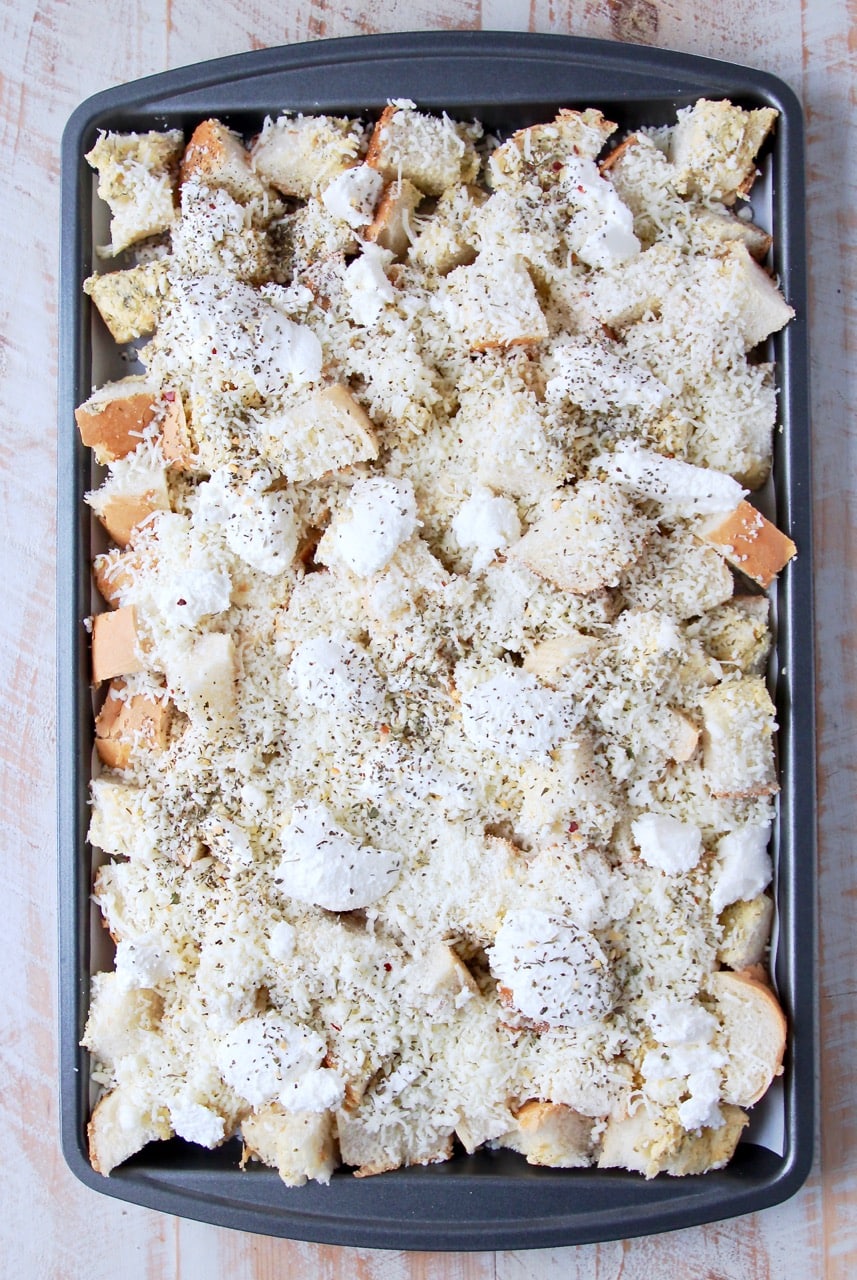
[1, 0, 854, 1275]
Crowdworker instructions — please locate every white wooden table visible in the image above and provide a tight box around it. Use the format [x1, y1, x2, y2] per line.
[2, 1, 854, 1275]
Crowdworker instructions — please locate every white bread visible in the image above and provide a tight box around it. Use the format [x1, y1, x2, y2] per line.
[241, 1103, 337, 1187]
[88, 1086, 171, 1176]
[498, 1100, 594, 1168]
[692, 209, 772, 261]
[87, 461, 170, 547]
[698, 500, 796, 588]
[251, 113, 364, 198]
[82, 971, 163, 1065]
[710, 968, 787, 1105]
[511, 481, 649, 593]
[717, 894, 775, 970]
[670, 99, 778, 202]
[180, 119, 269, 205]
[522, 631, 600, 683]
[409, 183, 487, 276]
[366, 103, 480, 196]
[364, 178, 423, 258]
[443, 252, 549, 351]
[598, 1102, 748, 1178]
[91, 607, 146, 683]
[85, 129, 184, 256]
[92, 548, 142, 609]
[95, 680, 171, 770]
[75, 377, 159, 464]
[336, 1103, 453, 1177]
[260, 384, 378, 482]
[490, 109, 617, 189]
[701, 674, 777, 798]
[83, 259, 168, 344]
[165, 632, 236, 726]
[714, 242, 795, 349]
[687, 595, 771, 673]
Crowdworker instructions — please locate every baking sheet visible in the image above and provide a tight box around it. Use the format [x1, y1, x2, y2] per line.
[57, 30, 816, 1249]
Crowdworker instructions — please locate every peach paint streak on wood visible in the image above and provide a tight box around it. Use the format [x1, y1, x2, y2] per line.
[0, 0, 849, 1275]
[800, 0, 857, 1276]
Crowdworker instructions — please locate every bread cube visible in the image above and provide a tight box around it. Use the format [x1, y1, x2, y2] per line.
[166, 632, 236, 725]
[598, 1102, 748, 1177]
[75, 376, 159, 464]
[83, 970, 163, 1064]
[511, 481, 649, 594]
[670, 99, 777, 202]
[92, 607, 146, 683]
[93, 548, 142, 608]
[251, 113, 365, 198]
[85, 128, 184, 256]
[83, 258, 168, 344]
[701, 675, 777, 798]
[498, 1100, 594, 1168]
[444, 253, 549, 351]
[180, 119, 268, 205]
[88, 1086, 171, 1176]
[365, 179, 424, 258]
[366, 102, 481, 196]
[717, 894, 775, 970]
[242, 1104, 337, 1187]
[95, 680, 171, 769]
[688, 595, 771, 673]
[260, 384, 378, 482]
[698, 500, 796, 587]
[710, 968, 786, 1105]
[490, 109, 617, 189]
[409, 183, 486, 276]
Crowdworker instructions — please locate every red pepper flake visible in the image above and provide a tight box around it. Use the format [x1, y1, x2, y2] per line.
[380, 724, 390, 736]
[577, 184, 585, 193]
[567, 821, 579, 834]
[383, 962, 392, 972]
[552, 160, 562, 171]
[176, 598, 187, 606]
[163, 390, 176, 402]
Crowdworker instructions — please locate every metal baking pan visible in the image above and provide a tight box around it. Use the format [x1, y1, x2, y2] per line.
[57, 30, 816, 1249]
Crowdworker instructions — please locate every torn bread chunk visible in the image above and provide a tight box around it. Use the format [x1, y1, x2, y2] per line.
[710, 969, 787, 1105]
[92, 607, 146, 683]
[93, 548, 143, 609]
[698, 500, 796, 587]
[444, 253, 549, 351]
[717, 894, 775, 970]
[409, 183, 487, 275]
[159, 392, 195, 469]
[250, 113, 365, 198]
[598, 1103, 748, 1178]
[95, 680, 171, 770]
[511, 481, 650, 593]
[364, 178, 424, 258]
[85, 129, 184, 256]
[88, 1086, 172, 1176]
[336, 1103, 453, 1177]
[522, 631, 601, 684]
[75, 376, 160, 464]
[179, 119, 269, 205]
[83, 259, 168, 344]
[366, 102, 481, 196]
[497, 1101, 594, 1168]
[687, 595, 771, 674]
[259, 384, 379, 482]
[86, 455, 170, 547]
[670, 99, 777, 202]
[692, 208, 772, 261]
[714, 243, 794, 349]
[242, 1104, 338, 1187]
[489, 108, 617, 190]
[82, 972, 163, 1065]
[701, 675, 777, 798]
[165, 631, 236, 726]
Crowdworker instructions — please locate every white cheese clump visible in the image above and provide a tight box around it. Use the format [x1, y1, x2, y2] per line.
[452, 487, 521, 572]
[114, 932, 175, 990]
[216, 1013, 344, 1112]
[287, 636, 386, 719]
[322, 163, 384, 228]
[562, 156, 641, 268]
[461, 669, 569, 762]
[195, 469, 299, 575]
[169, 1099, 226, 1148]
[343, 243, 396, 325]
[490, 908, 614, 1027]
[598, 441, 746, 516]
[642, 998, 725, 1131]
[277, 803, 401, 910]
[632, 812, 704, 874]
[710, 823, 773, 914]
[321, 475, 418, 576]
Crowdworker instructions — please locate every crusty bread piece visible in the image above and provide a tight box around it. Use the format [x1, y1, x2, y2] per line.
[598, 133, 640, 175]
[87, 458, 170, 547]
[511, 481, 649, 594]
[83, 258, 168, 344]
[160, 391, 195, 469]
[250, 113, 365, 198]
[366, 103, 481, 196]
[444, 253, 549, 351]
[666, 709, 700, 762]
[166, 632, 236, 725]
[688, 595, 771, 674]
[701, 674, 777, 798]
[260, 384, 378, 482]
[489, 109, 617, 189]
[522, 631, 600, 683]
[698, 500, 796, 588]
[710, 968, 787, 1105]
[420, 942, 479, 999]
[693, 208, 772, 261]
[498, 1100, 594, 1168]
[336, 1103, 453, 1177]
[92, 607, 146, 683]
[364, 178, 424, 258]
[715, 242, 795, 349]
[95, 680, 171, 769]
[180, 119, 268, 205]
[409, 183, 487, 276]
[75, 376, 159, 464]
[85, 129, 184, 256]
[273, 199, 359, 276]
[241, 1104, 338, 1187]
[718, 894, 775, 970]
[82, 970, 163, 1065]
[93, 548, 142, 608]
[598, 1102, 748, 1177]
[670, 99, 777, 202]
[88, 1086, 172, 1176]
